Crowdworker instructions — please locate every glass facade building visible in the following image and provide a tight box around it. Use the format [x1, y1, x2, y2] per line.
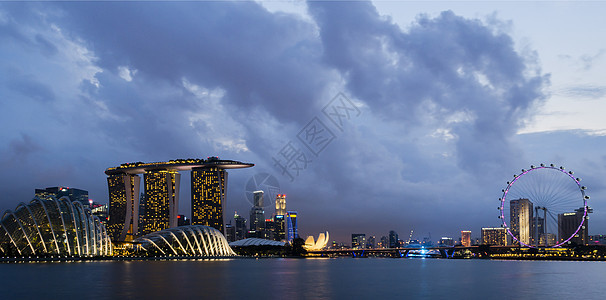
[510, 198, 533, 245]
[286, 211, 298, 243]
[0, 197, 112, 257]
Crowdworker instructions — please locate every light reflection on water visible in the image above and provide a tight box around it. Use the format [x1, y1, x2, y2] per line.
[1, 258, 605, 299]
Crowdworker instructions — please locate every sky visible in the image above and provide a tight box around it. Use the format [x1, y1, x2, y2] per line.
[1, 1, 606, 244]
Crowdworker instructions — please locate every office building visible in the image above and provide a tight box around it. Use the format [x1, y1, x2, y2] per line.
[286, 211, 298, 242]
[461, 230, 471, 247]
[234, 213, 247, 241]
[273, 214, 286, 241]
[558, 207, 590, 245]
[191, 167, 227, 232]
[249, 191, 265, 238]
[379, 236, 389, 248]
[510, 198, 533, 245]
[107, 173, 141, 241]
[35, 186, 90, 207]
[388, 230, 399, 248]
[352, 234, 366, 249]
[481, 227, 508, 246]
[275, 194, 286, 216]
[367, 235, 376, 249]
[225, 222, 236, 242]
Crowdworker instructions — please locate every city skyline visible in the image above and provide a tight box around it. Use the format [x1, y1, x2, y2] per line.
[2, 1, 606, 244]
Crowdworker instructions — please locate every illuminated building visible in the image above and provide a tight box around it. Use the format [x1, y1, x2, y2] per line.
[91, 204, 109, 226]
[286, 211, 298, 242]
[105, 158, 253, 241]
[352, 234, 366, 249]
[461, 231, 471, 247]
[107, 173, 140, 241]
[249, 191, 265, 238]
[558, 207, 591, 245]
[273, 194, 286, 241]
[35, 186, 90, 207]
[0, 197, 112, 257]
[273, 215, 285, 241]
[304, 232, 329, 250]
[510, 198, 533, 245]
[275, 194, 286, 216]
[481, 227, 508, 246]
[191, 167, 227, 232]
[141, 169, 180, 235]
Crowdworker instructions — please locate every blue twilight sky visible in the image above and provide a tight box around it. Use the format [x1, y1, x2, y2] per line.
[1, 1, 605, 243]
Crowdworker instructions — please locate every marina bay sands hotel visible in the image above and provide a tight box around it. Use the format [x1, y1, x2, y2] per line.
[105, 157, 253, 242]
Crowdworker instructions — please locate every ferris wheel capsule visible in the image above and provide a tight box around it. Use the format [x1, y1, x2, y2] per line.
[540, 163, 545, 167]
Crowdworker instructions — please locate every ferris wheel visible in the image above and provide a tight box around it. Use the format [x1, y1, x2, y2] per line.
[498, 164, 589, 248]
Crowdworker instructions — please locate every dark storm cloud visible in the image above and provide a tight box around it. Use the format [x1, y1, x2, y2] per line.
[308, 2, 547, 174]
[55, 1, 329, 125]
[0, 1, 552, 241]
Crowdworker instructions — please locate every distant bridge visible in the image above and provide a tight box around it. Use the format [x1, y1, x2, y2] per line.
[306, 245, 577, 259]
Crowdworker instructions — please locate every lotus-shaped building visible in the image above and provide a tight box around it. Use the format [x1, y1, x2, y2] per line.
[0, 197, 112, 257]
[304, 231, 329, 250]
[133, 225, 235, 257]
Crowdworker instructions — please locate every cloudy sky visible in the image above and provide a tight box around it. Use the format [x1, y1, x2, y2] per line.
[1, 1, 605, 243]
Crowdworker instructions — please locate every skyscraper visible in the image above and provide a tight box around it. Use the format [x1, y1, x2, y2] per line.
[461, 230, 471, 247]
[107, 173, 141, 241]
[249, 191, 265, 238]
[140, 169, 180, 235]
[510, 198, 533, 245]
[191, 167, 228, 233]
[388, 230, 399, 248]
[275, 194, 286, 216]
[558, 207, 590, 245]
[234, 212, 247, 241]
[286, 211, 298, 242]
[273, 194, 286, 241]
